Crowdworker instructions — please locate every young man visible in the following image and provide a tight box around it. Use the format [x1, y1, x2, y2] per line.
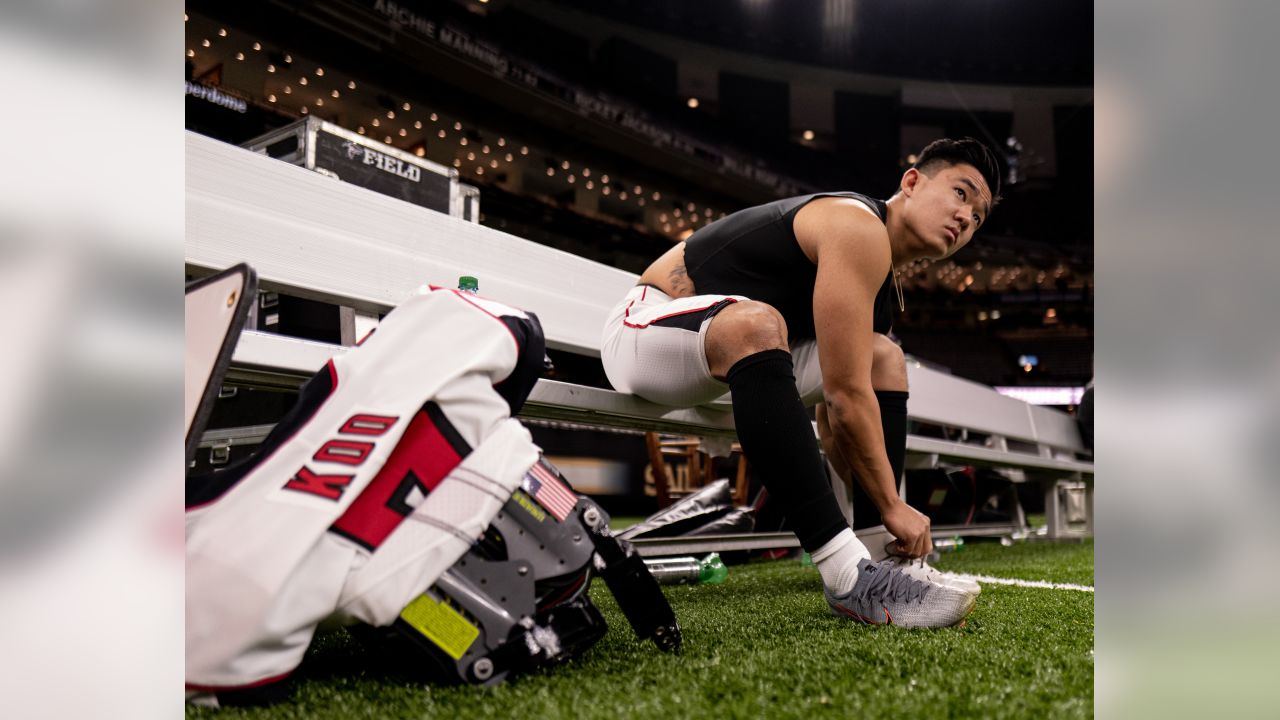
[601, 138, 1000, 628]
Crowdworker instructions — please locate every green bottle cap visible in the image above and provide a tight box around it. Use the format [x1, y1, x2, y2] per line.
[458, 276, 479, 293]
[699, 553, 729, 584]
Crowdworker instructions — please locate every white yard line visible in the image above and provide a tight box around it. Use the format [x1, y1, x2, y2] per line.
[953, 573, 1094, 593]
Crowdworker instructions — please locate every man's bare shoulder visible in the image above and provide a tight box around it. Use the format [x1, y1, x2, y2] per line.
[793, 196, 890, 270]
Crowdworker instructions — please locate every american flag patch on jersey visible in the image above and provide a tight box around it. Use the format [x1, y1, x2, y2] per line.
[522, 459, 579, 521]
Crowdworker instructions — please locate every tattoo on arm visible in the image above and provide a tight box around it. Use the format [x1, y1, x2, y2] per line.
[668, 265, 693, 296]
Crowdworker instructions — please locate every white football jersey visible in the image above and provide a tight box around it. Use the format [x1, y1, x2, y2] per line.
[186, 288, 544, 704]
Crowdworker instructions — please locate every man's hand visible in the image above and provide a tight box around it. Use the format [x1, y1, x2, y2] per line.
[882, 500, 933, 558]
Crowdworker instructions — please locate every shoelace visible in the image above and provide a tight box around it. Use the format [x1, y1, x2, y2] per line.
[854, 560, 931, 605]
[880, 543, 982, 595]
[883, 543, 937, 574]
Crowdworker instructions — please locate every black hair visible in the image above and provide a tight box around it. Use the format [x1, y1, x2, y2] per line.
[913, 137, 1002, 207]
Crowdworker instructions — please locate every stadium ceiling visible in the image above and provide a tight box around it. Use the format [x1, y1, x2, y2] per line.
[536, 0, 1091, 87]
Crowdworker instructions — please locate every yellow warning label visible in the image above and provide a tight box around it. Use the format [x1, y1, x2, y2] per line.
[512, 489, 547, 523]
[399, 594, 480, 660]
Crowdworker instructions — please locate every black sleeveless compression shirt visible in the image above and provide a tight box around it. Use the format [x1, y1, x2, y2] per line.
[682, 191, 896, 343]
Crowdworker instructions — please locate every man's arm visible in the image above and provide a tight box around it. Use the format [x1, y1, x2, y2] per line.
[797, 199, 933, 557]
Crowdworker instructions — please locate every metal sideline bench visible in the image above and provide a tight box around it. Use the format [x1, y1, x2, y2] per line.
[186, 131, 1093, 542]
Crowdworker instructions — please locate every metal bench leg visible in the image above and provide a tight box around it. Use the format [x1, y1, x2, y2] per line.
[1044, 477, 1064, 539]
[339, 306, 380, 347]
[1044, 474, 1092, 539]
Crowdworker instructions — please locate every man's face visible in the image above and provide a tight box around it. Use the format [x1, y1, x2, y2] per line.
[906, 163, 993, 259]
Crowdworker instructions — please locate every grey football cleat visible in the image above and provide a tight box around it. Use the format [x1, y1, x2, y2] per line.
[825, 558, 976, 628]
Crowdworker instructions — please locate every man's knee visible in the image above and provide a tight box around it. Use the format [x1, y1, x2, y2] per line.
[870, 334, 908, 391]
[705, 301, 788, 378]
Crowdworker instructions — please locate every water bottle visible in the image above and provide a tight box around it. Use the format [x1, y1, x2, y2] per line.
[643, 553, 728, 586]
[458, 275, 479, 294]
[934, 536, 965, 552]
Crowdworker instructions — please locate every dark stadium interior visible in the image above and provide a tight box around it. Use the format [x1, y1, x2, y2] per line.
[185, 0, 1092, 399]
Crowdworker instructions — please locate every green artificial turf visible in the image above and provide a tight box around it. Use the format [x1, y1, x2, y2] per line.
[189, 540, 1093, 719]
[932, 538, 1094, 587]
[608, 515, 649, 532]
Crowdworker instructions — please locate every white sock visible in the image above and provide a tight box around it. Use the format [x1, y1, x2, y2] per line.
[811, 528, 871, 594]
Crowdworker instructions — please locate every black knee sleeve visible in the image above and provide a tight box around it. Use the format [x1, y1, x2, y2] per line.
[726, 349, 848, 552]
